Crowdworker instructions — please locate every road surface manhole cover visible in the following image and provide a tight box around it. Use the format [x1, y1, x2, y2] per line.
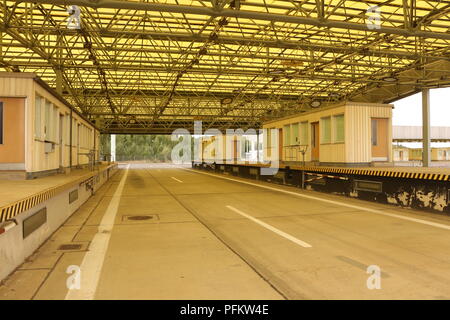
[58, 244, 83, 251]
[128, 215, 152, 221]
[122, 214, 159, 222]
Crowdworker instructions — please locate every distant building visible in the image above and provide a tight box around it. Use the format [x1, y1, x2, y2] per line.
[409, 147, 450, 161]
[393, 146, 409, 162]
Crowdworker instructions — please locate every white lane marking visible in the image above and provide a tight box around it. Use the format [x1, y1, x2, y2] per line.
[65, 164, 130, 300]
[187, 169, 450, 232]
[171, 177, 183, 183]
[226, 205, 312, 248]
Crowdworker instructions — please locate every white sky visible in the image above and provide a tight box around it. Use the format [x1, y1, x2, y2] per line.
[392, 88, 450, 148]
[393, 88, 450, 126]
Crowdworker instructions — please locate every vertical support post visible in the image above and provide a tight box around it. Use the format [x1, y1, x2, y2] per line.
[422, 88, 431, 167]
[111, 134, 116, 162]
[69, 108, 73, 169]
[55, 69, 63, 95]
[256, 131, 260, 163]
[55, 35, 63, 95]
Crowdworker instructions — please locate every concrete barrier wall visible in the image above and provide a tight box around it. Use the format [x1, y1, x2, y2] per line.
[194, 162, 450, 215]
[0, 165, 118, 281]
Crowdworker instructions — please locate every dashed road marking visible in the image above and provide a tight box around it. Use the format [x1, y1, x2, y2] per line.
[226, 205, 312, 248]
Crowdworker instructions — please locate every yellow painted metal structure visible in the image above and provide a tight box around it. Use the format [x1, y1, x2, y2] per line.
[0, 1, 449, 133]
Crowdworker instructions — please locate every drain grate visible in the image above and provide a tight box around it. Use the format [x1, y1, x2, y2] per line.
[122, 215, 159, 222]
[58, 244, 83, 251]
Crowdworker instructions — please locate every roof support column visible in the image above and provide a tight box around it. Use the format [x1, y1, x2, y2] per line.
[422, 88, 431, 167]
[55, 69, 63, 95]
[111, 134, 116, 162]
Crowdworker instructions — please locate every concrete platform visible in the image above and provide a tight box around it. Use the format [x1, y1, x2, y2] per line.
[0, 164, 113, 209]
[2, 164, 450, 299]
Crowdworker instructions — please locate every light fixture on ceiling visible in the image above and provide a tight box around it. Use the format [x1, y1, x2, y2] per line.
[268, 69, 285, 75]
[329, 92, 340, 99]
[310, 100, 321, 108]
[382, 75, 398, 82]
[221, 97, 233, 105]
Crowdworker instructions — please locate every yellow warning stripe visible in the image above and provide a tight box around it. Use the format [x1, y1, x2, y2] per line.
[0, 164, 118, 224]
[238, 163, 450, 182]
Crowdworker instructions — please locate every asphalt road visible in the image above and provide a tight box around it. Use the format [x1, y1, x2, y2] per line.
[2, 165, 450, 300]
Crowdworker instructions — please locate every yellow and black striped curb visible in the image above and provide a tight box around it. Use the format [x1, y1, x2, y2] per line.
[219, 163, 450, 182]
[294, 166, 450, 181]
[0, 164, 118, 224]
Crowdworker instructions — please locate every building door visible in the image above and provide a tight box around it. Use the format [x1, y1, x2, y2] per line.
[0, 98, 25, 168]
[59, 114, 64, 167]
[371, 118, 389, 161]
[311, 122, 319, 161]
[278, 128, 283, 161]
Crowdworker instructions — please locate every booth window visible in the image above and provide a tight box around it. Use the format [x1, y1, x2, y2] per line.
[291, 123, 299, 145]
[299, 121, 308, 145]
[35, 96, 42, 139]
[283, 124, 290, 147]
[371, 119, 378, 146]
[321, 117, 331, 143]
[0, 102, 3, 145]
[333, 114, 345, 142]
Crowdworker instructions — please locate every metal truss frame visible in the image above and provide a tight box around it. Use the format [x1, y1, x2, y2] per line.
[1, 0, 450, 133]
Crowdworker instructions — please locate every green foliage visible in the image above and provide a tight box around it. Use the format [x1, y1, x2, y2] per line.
[111, 135, 178, 162]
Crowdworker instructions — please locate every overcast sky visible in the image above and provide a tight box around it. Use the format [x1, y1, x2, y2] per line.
[393, 88, 450, 126]
[392, 88, 450, 147]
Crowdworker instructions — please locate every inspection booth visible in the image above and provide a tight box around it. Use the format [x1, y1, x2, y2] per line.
[262, 102, 394, 166]
[393, 145, 410, 162]
[410, 147, 450, 162]
[0, 72, 100, 179]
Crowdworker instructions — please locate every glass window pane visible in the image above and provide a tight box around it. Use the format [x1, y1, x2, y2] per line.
[321, 117, 331, 143]
[45, 100, 51, 141]
[35, 96, 41, 139]
[291, 123, 299, 145]
[371, 119, 378, 146]
[283, 125, 290, 146]
[300, 121, 308, 145]
[334, 114, 345, 142]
